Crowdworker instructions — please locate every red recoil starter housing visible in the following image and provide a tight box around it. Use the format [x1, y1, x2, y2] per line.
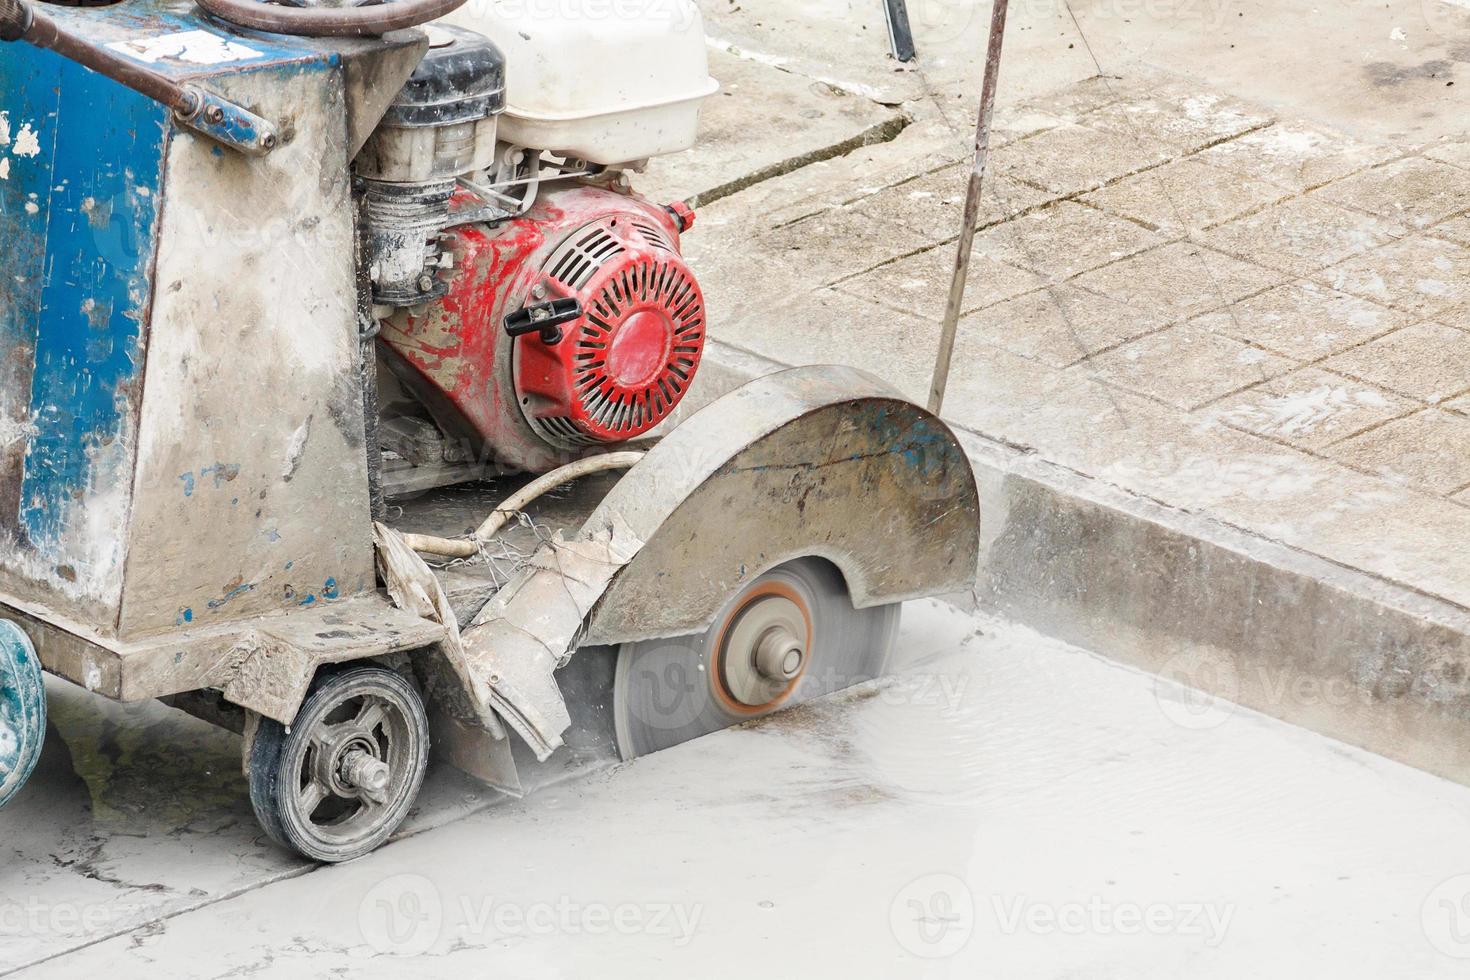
[378, 185, 707, 473]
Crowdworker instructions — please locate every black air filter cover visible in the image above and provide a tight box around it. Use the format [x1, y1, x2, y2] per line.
[385, 25, 506, 128]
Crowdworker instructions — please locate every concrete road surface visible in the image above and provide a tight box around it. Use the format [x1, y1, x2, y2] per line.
[5, 599, 1470, 978]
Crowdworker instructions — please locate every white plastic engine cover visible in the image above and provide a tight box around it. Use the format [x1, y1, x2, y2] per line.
[440, 0, 718, 166]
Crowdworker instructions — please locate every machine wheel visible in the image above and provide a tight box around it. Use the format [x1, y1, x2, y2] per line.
[613, 558, 900, 759]
[0, 620, 45, 809]
[248, 666, 429, 863]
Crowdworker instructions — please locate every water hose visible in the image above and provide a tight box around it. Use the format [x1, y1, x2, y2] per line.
[402, 452, 646, 559]
[194, 0, 468, 37]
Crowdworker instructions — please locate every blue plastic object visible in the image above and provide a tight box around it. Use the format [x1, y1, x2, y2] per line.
[0, 619, 45, 808]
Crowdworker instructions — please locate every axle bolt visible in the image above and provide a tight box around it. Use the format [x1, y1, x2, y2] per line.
[340, 749, 392, 804]
[754, 628, 804, 682]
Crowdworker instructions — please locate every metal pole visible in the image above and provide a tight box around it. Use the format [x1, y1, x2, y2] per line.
[928, 0, 1011, 415]
[883, 0, 917, 63]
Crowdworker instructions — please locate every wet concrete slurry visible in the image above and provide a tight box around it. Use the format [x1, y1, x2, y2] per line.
[6, 599, 1470, 978]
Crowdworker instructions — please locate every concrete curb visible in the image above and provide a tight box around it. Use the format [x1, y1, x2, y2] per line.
[697, 339, 1470, 786]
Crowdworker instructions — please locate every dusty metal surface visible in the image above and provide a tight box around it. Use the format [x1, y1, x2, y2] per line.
[0, 591, 445, 722]
[455, 365, 979, 758]
[119, 63, 373, 637]
[582, 365, 980, 641]
[0, 2, 443, 708]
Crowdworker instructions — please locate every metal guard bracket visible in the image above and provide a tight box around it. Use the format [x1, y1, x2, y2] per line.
[177, 87, 280, 157]
[458, 366, 982, 760]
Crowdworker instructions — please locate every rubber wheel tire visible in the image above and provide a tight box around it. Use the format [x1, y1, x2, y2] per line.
[248, 666, 430, 863]
[0, 620, 46, 809]
[613, 558, 900, 760]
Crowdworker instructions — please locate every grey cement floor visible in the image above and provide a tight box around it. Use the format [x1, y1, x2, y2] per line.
[9, 601, 1470, 978]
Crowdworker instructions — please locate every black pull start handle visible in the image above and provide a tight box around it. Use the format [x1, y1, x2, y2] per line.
[504, 298, 583, 346]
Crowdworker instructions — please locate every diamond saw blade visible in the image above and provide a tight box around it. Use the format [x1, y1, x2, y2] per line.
[612, 558, 900, 760]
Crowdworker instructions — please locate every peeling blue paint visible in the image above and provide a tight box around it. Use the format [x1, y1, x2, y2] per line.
[206, 583, 255, 610]
[322, 577, 339, 600]
[179, 473, 196, 497]
[201, 463, 242, 489]
[1, 46, 165, 552]
[175, 607, 193, 626]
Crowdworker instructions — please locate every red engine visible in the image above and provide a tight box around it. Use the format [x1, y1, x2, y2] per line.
[378, 185, 706, 473]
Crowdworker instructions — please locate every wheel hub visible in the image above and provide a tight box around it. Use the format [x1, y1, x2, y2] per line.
[339, 749, 392, 804]
[754, 626, 805, 682]
[718, 590, 811, 709]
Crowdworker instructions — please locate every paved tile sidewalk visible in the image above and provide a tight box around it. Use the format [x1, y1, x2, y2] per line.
[692, 69, 1470, 506]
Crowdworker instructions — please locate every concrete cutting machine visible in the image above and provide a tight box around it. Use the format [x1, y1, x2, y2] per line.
[0, 0, 979, 861]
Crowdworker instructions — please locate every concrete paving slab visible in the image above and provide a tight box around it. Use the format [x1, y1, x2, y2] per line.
[1318, 235, 1470, 317]
[1079, 157, 1290, 235]
[973, 201, 1168, 281]
[1321, 322, 1470, 403]
[695, 0, 930, 106]
[1427, 213, 1470, 247]
[755, 205, 945, 284]
[989, 123, 1173, 196]
[1327, 409, 1470, 494]
[1191, 280, 1414, 361]
[1446, 394, 1470, 416]
[1311, 156, 1470, 230]
[1423, 137, 1470, 171]
[1196, 121, 1396, 192]
[1200, 196, 1410, 277]
[957, 283, 1172, 369]
[1081, 323, 1296, 410]
[1206, 367, 1419, 452]
[683, 204, 944, 327]
[638, 49, 909, 208]
[715, 288, 937, 402]
[837, 242, 1044, 320]
[687, 116, 971, 230]
[1069, 241, 1287, 322]
[1081, 86, 1273, 156]
[848, 164, 1060, 238]
[1009, 73, 1127, 121]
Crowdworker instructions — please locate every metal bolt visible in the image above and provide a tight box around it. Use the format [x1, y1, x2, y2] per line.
[755, 628, 804, 681]
[417, 274, 436, 293]
[260, 133, 277, 151]
[339, 750, 391, 804]
[204, 105, 225, 125]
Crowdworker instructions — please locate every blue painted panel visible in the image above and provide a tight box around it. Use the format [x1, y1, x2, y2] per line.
[4, 48, 169, 551]
[43, 0, 332, 78]
[0, 41, 59, 531]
